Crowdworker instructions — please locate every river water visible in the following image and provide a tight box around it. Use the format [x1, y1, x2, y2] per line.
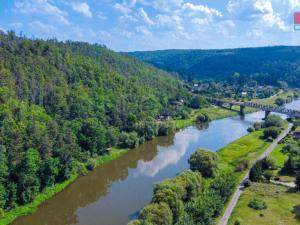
[13, 100, 300, 225]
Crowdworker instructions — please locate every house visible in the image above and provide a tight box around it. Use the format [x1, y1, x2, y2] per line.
[294, 129, 300, 139]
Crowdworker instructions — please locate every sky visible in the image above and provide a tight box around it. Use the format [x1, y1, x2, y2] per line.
[0, 0, 300, 51]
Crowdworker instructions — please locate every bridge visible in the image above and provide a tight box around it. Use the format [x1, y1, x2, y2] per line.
[212, 99, 300, 119]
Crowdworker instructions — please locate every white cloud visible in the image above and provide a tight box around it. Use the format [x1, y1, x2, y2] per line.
[114, 3, 132, 14]
[183, 2, 223, 17]
[140, 0, 183, 12]
[71, 2, 92, 18]
[14, 0, 69, 25]
[136, 26, 151, 36]
[138, 8, 154, 25]
[29, 20, 56, 33]
[97, 13, 107, 20]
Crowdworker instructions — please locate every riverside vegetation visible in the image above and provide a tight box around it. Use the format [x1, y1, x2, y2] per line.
[127, 115, 287, 225]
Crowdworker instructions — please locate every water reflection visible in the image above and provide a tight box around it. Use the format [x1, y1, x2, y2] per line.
[136, 128, 201, 177]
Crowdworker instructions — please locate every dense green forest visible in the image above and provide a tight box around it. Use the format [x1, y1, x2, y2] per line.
[128, 47, 300, 86]
[0, 31, 193, 213]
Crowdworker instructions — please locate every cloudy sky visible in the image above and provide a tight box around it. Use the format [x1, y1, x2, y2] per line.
[0, 0, 300, 51]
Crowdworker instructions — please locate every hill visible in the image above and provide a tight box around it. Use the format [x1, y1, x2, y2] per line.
[0, 31, 190, 213]
[128, 47, 300, 86]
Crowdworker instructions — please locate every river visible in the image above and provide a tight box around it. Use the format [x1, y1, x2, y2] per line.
[13, 100, 300, 225]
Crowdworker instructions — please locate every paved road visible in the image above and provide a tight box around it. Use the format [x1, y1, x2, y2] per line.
[218, 123, 293, 225]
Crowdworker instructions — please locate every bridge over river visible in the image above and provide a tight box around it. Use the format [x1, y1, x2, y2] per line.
[213, 99, 300, 119]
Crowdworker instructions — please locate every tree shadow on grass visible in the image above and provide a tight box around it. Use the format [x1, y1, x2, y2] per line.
[293, 204, 300, 222]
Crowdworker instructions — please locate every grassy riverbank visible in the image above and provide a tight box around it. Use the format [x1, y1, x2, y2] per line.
[0, 148, 128, 225]
[218, 130, 270, 174]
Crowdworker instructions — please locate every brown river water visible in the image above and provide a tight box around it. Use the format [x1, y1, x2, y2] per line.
[13, 100, 300, 225]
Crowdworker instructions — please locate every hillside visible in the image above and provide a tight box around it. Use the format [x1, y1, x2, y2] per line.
[128, 47, 300, 86]
[0, 31, 190, 213]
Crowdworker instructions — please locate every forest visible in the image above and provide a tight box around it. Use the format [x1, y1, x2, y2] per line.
[128, 47, 300, 86]
[0, 31, 195, 213]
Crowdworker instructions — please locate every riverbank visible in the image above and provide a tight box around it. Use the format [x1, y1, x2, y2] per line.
[0, 148, 128, 225]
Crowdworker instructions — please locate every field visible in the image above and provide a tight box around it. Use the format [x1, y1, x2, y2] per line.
[218, 130, 270, 174]
[228, 183, 300, 225]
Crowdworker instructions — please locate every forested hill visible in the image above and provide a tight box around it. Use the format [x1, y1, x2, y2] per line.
[0, 31, 190, 212]
[128, 47, 300, 86]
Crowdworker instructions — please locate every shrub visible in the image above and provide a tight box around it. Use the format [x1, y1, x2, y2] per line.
[249, 161, 264, 182]
[275, 97, 285, 106]
[195, 113, 210, 124]
[263, 170, 273, 181]
[248, 198, 267, 210]
[253, 122, 262, 130]
[86, 158, 96, 171]
[139, 202, 173, 225]
[243, 179, 251, 187]
[235, 160, 249, 172]
[118, 132, 140, 149]
[263, 127, 281, 139]
[188, 149, 218, 178]
[234, 217, 242, 225]
[158, 121, 176, 136]
[264, 115, 283, 128]
[247, 127, 254, 133]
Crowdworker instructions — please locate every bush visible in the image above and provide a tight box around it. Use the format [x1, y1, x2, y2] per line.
[158, 121, 176, 136]
[247, 126, 254, 133]
[264, 115, 283, 128]
[139, 202, 173, 225]
[253, 122, 262, 130]
[296, 172, 300, 191]
[234, 217, 242, 225]
[248, 198, 267, 210]
[263, 170, 273, 181]
[243, 179, 251, 187]
[86, 158, 96, 171]
[275, 97, 285, 106]
[235, 160, 249, 172]
[261, 157, 275, 170]
[188, 149, 218, 178]
[263, 127, 281, 139]
[118, 132, 140, 149]
[195, 113, 210, 124]
[152, 188, 184, 222]
[249, 161, 264, 182]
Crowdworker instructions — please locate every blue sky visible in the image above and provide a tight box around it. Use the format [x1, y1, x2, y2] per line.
[0, 0, 300, 51]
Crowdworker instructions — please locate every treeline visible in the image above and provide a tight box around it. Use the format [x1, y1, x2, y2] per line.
[128, 149, 236, 225]
[128, 47, 300, 87]
[0, 31, 198, 214]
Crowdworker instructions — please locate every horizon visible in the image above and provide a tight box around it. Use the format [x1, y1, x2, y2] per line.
[1, 0, 300, 51]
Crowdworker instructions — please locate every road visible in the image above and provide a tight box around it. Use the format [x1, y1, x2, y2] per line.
[217, 123, 293, 225]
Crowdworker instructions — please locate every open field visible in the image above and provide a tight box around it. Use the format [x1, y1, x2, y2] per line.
[218, 130, 270, 173]
[228, 183, 300, 225]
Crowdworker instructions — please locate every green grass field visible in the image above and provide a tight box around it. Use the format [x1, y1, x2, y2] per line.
[228, 183, 300, 225]
[218, 130, 270, 173]
[174, 106, 243, 129]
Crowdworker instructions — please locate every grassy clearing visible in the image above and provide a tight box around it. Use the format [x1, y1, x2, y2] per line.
[218, 130, 270, 173]
[269, 144, 288, 168]
[0, 148, 127, 225]
[174, 106, 242, 129]
[228, 183, 300, 225]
